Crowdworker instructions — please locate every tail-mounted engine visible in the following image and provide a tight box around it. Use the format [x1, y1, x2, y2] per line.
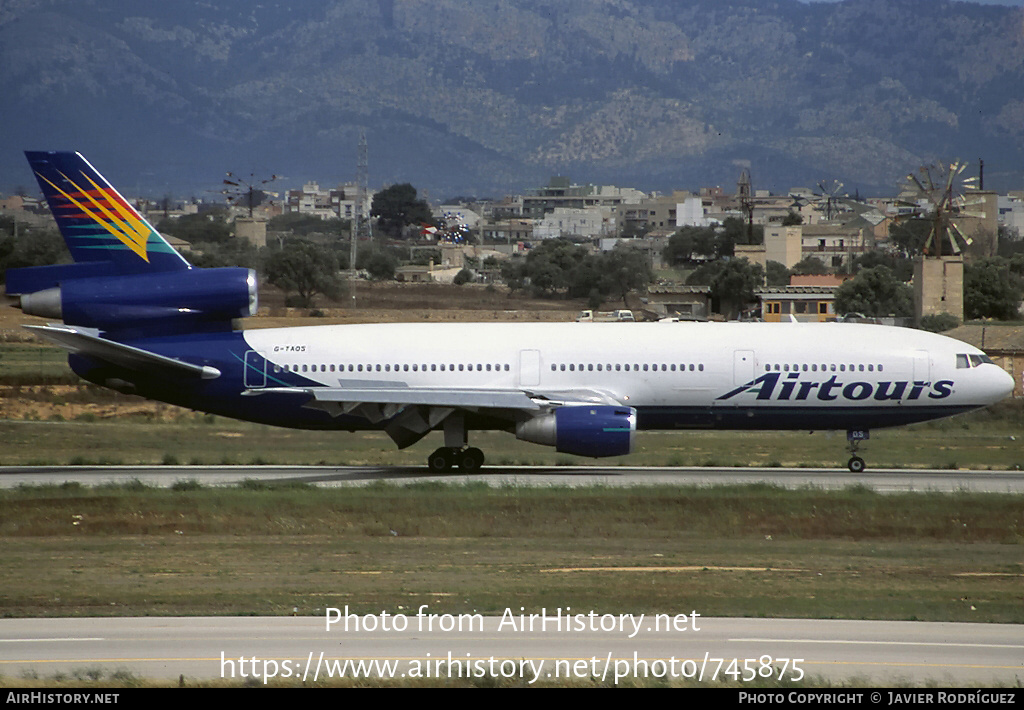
[9, 265, 257, 333]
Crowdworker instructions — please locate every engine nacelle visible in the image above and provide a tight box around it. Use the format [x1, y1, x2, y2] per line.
[17, 267, 257, 332]
[516, 405, 637, 458]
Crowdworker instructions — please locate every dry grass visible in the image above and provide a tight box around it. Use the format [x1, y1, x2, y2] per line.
[0, 483, 1020, 622]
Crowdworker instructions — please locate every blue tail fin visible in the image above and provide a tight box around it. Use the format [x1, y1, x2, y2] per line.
[25, 151, 191, 274]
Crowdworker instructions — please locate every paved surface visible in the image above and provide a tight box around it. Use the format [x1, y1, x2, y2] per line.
[3, 465, 1024, 492]
[0, 616, 1020, 686]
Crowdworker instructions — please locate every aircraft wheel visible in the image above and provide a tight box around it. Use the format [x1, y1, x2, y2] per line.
[427, 447, 454, 472]
[848, 456, 866, 473]
[458, 447, 485, 472]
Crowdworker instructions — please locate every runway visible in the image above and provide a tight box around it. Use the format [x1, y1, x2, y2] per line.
[2, 465, 1024, 492]
[0, 615, 1020, 686]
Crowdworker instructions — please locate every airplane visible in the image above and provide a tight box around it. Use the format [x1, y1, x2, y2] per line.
[4, 151, 1015, 473]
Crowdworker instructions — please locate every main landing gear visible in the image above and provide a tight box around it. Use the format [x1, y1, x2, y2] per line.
[426, 412, 485, 472]
[846, 430, 868, 473]
[427, 446, 485, 472]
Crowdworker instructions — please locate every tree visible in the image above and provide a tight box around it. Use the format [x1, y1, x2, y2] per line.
[781, 211, 804, 226]
[264, 239, 341, 307]
[834, 266, 912, 317]
[710, 258, 765, 319]
[721, 215, 763, 249]
[765, 260, 790, 287]
[371, 183, 433, 239]
[0, 227, 69, 282]
[663, 226, 717, 265]
[920, 313, 959, 332]
[187, 238, 263, 270]
[520, 239, 590, 297]
[593, 245, 653, 307]
[791, 255, 829, 276]
[964, 257, 1022, 320]
[688, 258, 764, 319]
[852, 251, 913, 282]
[269, 212, 348, 237]
[156, 208, 232, 244]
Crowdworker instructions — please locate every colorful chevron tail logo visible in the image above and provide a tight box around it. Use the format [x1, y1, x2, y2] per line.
[37, 169, 151, 262]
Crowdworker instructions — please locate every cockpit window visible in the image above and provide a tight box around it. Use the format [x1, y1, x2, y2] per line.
[958, 353, 995, 368]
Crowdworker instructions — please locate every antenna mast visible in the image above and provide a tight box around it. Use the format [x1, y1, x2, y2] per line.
[351, 129, 369, 304]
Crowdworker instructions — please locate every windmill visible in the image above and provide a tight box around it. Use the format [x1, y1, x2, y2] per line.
[222, 170, 280, 217]
[815, 179, 847, 221]
[902, 160, 984, 257]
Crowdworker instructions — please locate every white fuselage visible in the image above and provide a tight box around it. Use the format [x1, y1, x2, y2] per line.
[240, 321, 1013, 431]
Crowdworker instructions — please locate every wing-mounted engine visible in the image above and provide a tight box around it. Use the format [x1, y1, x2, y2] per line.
[515, 405, 637, 458]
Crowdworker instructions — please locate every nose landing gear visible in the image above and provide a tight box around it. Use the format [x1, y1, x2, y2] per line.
[846, 430, 868, 473]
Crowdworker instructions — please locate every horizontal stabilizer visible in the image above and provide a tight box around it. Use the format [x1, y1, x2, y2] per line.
[25, 324, 220, 379]
[5, 262, 117, 295]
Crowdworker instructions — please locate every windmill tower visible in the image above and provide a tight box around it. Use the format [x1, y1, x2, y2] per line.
[222, 170, 279, 247]
[904, 160, 984, 324]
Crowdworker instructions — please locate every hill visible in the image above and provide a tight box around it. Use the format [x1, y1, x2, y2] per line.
[1, 0, 1022, 198]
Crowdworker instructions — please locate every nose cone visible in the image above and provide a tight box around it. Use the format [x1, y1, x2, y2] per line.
[986, 365, 1016, 403]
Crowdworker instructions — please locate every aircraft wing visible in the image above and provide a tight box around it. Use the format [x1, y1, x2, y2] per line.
[245, 385, 541, 410]
[243, 385, 623, 411]
[24, 324, 221, 380]
[244, 385, 624, 449]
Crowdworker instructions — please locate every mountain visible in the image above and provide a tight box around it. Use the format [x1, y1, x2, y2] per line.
[1, 0, 1022, 200]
